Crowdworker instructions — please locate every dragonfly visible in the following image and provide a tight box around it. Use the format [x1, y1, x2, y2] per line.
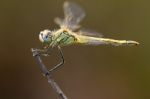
[33, 1, 139, 73]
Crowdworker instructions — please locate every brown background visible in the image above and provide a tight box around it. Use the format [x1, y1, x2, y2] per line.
[0, 0, 149, 99]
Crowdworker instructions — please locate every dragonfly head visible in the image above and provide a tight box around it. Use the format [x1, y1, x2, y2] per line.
[39, 29, 52, 44]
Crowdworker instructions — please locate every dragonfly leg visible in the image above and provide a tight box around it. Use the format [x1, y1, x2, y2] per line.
[49, 46, 65, 73]
[31, 48, 51, 57]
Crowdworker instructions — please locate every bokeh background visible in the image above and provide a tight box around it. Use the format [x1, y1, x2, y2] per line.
[0, 0, 149, 99]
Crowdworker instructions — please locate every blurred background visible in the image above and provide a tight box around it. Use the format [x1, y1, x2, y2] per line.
[0, 0, 149, 99]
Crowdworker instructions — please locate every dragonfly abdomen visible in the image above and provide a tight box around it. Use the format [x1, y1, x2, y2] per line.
[76, 35, 139, 46]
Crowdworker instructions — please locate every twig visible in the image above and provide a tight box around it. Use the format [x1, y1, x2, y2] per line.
[31, 48, 68, 99]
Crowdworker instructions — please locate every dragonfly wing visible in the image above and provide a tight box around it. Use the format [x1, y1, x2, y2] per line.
[54, 17, 64, 26]
[62, 1, 85, 31]
[78, 28, 103, 37]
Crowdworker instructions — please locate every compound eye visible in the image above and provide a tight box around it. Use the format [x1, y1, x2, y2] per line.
[45, 35, 48, 39]
[47, 31, 52, 35]
[40, 33, 43, 37]
[39, 29, 52, 43]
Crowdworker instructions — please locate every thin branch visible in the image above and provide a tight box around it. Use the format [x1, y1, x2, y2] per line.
[31, 48, 68, 99]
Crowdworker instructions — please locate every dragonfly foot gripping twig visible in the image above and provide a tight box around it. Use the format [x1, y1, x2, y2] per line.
[31, 48, 68, 99]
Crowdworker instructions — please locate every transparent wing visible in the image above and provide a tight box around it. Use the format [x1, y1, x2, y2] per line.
[63, 1, 85, 26]
[54, 1, 85, 31]
[54, 17, 64, 26]
[78, 28, 103, 37]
